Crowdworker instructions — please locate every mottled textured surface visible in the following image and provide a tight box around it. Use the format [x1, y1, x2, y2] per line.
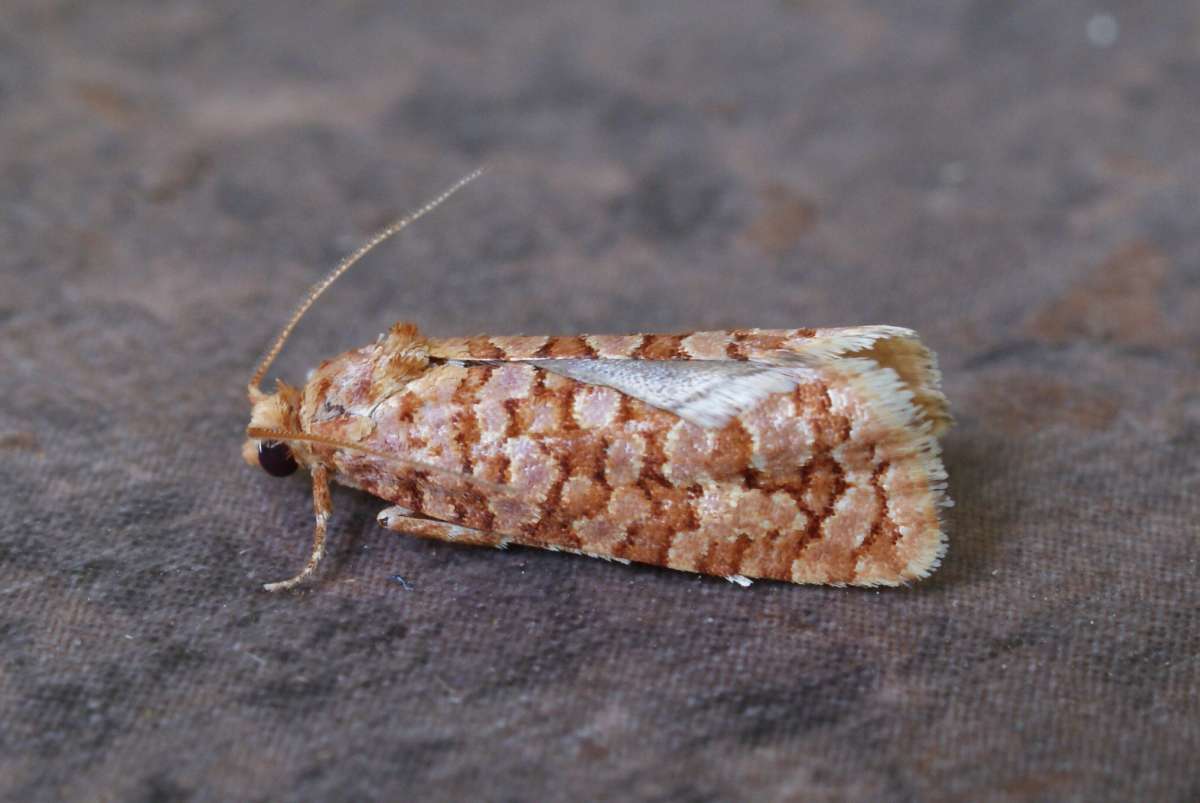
[270, 325, 948, 586]
[2, 2, 1198, 801]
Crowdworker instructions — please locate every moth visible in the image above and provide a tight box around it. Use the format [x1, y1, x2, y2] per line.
[244, 170, 952, 591]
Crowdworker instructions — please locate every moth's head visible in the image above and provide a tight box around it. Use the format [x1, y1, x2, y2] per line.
[240, 171, 485, 483]
[242, 381, 304, 477]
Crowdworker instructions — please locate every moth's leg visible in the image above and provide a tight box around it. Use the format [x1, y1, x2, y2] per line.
[377, 506, 507, 548]
[263, 465, 332, 592]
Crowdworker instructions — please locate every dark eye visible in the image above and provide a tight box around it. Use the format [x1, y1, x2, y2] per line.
[258, 440, 298, 477]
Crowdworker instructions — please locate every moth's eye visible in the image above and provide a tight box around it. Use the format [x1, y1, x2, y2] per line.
[258, 441, 298, 477]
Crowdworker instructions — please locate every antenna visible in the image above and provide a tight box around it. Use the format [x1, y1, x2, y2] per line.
[248, 168, 486, 394]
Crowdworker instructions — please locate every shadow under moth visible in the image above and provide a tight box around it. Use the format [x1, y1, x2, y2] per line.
[244, 170, 952, 591]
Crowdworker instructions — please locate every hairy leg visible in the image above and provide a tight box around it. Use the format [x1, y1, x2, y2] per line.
[263, 465, 332, 592]
[377, 506, 508, 548]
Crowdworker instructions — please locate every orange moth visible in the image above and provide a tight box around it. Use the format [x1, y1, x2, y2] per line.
[244, 170, 951, 591]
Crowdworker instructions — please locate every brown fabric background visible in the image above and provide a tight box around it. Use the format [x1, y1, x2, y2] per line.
[2, 2, 1198, 801]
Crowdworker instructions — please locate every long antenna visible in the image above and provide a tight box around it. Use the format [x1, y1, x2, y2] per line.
[248, 168, 486, 394]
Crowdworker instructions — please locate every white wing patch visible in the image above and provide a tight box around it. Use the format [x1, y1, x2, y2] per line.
[526, 359, 808, 429]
